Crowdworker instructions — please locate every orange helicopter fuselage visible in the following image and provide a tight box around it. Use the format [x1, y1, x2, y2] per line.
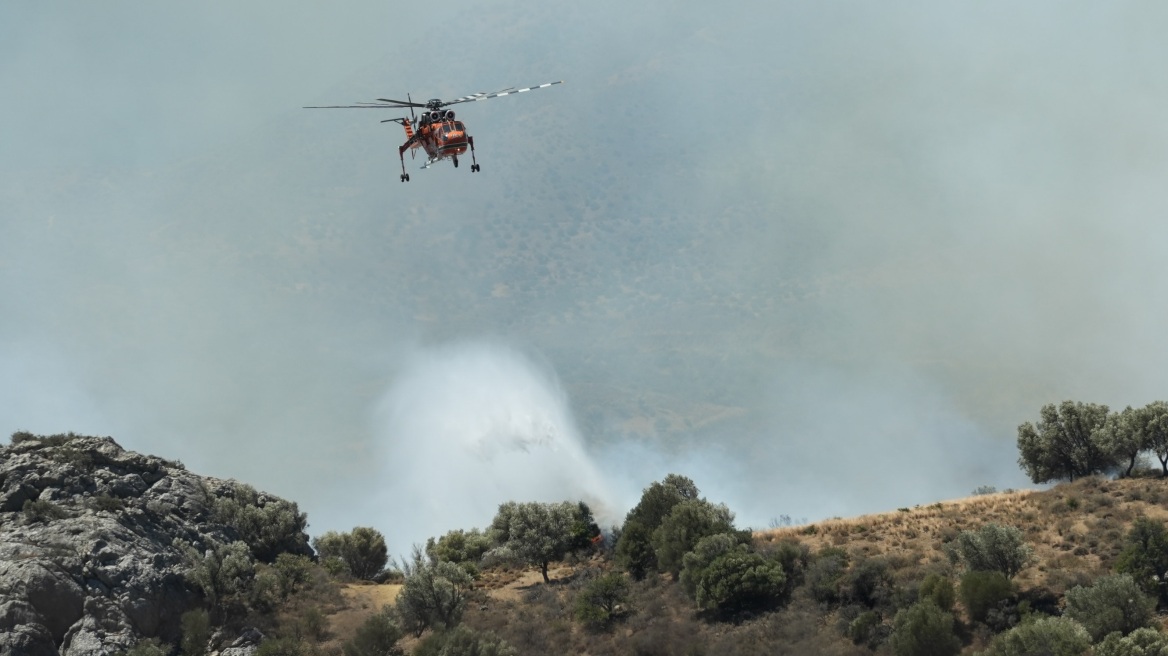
[406, 120, 469, 162]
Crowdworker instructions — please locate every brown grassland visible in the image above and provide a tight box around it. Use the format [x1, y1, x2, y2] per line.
[282, 474, 1168, 655]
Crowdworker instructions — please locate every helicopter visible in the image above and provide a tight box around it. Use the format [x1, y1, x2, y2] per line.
[304, 81, 562, 182]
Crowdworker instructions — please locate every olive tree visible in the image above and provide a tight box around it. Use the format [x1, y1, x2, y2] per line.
[212, 483, 310, 563]
[1115, 517, 1168, 602]
[651, 498, 736, 578]
[1094, 627, 1168, 656]
[615, 474, 699, 578]
[1064, 574, 1156, 642]
[953, 523, 1033, 578]
[979, 616, 1091, 656]
[1135, 401, 1168, 477]
[183, 540, 255, 619]
[1016, 401, 1113, 483]
[395, 546, 474, 636]
[312, 527, 388, 580]
[488, 500, 597, 583]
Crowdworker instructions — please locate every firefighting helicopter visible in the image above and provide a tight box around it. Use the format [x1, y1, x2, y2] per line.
[304, 81, 562, 182]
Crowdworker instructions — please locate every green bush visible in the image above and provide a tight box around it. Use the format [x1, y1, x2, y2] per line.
[573, 571, 630, 628]
[919, 573, 956, 612]
[651, 498, 736, 578]
[396, 548, 473, 637]
[116, 640, 168, 656]
[414, 625, 516, 656]
[1114, 517, 1168, 601]
[1094, 627, 1168, 656]
[954, 523, 1033, 578]
[806, 547, 850, 606]
[844, 557, 894, 609]
[23, 499, 67, 524]
[255, 637, 306, 656]
[313, 528, 388, 580]
[183, 540, 255, 618]
[615, 474, 700, 578]
[847, 610, 889, 649]
[960, 570, 1014, 624]
[692, 546, 787, 614]
[180, 608, 210, 656]
[426, 528, 492, 565]
[89, 494, 125, 513]
[1064, 574, 1156, 642]
[213, 483, 309, 563]
[978, 616, 1091, 656]
[342, 607, 404, 656]
[887, 600, 961, 656]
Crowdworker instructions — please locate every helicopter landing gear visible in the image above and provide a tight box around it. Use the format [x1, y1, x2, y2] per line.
[398, 145, 411, 182]
[400, 173, 410, 182]
[468, 136, 479, 172]
[453, 155, 459, 168]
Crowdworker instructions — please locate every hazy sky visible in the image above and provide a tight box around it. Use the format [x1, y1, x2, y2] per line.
[4, 2, 1168, 556]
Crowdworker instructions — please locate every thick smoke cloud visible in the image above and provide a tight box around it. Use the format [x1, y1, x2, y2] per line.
[4, 2, 1168, 551]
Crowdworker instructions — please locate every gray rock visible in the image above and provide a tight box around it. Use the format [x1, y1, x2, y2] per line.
[0, 433, 311, 656]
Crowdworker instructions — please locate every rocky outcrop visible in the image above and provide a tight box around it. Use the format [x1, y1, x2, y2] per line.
[0, 434, 310, 656]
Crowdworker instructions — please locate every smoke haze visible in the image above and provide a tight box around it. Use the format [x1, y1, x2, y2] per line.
[4, 2, 1168, 555]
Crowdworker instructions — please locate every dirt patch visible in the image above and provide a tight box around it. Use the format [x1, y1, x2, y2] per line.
[318, 582, 402, 650]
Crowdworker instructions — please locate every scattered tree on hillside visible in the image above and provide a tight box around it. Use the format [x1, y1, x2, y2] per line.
[573, 571, 631, 628]
[978, 616, 1092, 656]
[413, 625, 516, 656]
[342, 606, 404, 656]
[952, 523, 1033, 578]
[1016, 401, 1113, 483]
[1115, 517, 1168, 603]
[680, 533, 787, 614]
[615, 474, 699, 579]
[1063, 574, 1156, 642]
[652, 498, 737, 578]
[183, 540, 255, 620]
[396, 546, 474, 637]
[487, 500, 597, 583]
[887, 600, 961, 656]
[1136, 401, 1168, 477]
[212, 483, 310, 563]
[312, 527, 388, 580]
[1094, 627, 1168, 656]
[1098, 406, 1149, 478]
[426, 528, 492, 566]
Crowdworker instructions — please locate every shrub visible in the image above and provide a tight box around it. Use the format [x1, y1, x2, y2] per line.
[887, 600, 961, 656]
[117, 640, 168, 656]
[651, 498, 736, 578]
[426, 528, 492, 565]
[954, 523, 1033, 578]
[488, 500, 598, 583]
[273, 553, 313, 598]
[806, 547, 850, 606]
[414, 625, 516, 656]
[396, 547, 474, 636]
[213, 484, 309, 563]
[615, 474, 700, 578]
[1063, 574, 1156, 642]
[844, 557, 894, 609]
[979, 616, 1091, 656]
[183, 540, 255, 618]
[10, 430, 36, 444]
[180, 608, 210, 656]
[313, 528, 388, 580]
[574, 572, 630, 628]
[1114, 517, 1168, 602]
[23, 499, 67, 524]
[959, 570, 1013, 624]
[847, 610, 890, 649]
[342, 607, 404, 656]
[692, 546, 787, 614]
[919, 573, 955, 612]
[1094, 627, 1168, 656]
[255, 638, 306, 656]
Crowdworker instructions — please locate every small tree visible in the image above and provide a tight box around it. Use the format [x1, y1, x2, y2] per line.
[1064, 574, 1156, 642]
[918, 573, 955, 612]
[413, 625, 516, 656]
[488, 500, 595, 583]
[1136, 401, 1168, 477]
[1115, 517, 1168, 603]
[887, 600, 961, 656]
[180, 608, 211, 656]
[312, 527, 389, 580]
[651, 498, 736, 578]
[184, 540, 255, 620]
[953, 523, 1033, 578]
[395, 547, 474, 637]
[342, 606, 404, 656]
[1094, 627, 1168, 656]
[213, 484, 310, 563]
[692, 547, 786, 614]
[573, 572, 630, 628]
[959, 570, 1013, 624]
[979, 616, 1091, 656]
[1098, 406, 1149, 477]
[1016, 401, 1113, 483]
[615, 474, 699, 578]
[426, 529, 492, 565]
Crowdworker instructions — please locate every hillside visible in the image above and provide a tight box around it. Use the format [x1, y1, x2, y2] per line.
[7, 431, 1168, 655]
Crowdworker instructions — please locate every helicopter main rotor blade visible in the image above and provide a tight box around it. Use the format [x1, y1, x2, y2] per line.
[441, 81, 563, 107]
[303, 104, 405, 109]
[375, 98, 428, 107]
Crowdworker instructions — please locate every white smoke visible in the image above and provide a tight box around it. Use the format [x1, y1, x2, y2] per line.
[370, 340, 618, 556]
